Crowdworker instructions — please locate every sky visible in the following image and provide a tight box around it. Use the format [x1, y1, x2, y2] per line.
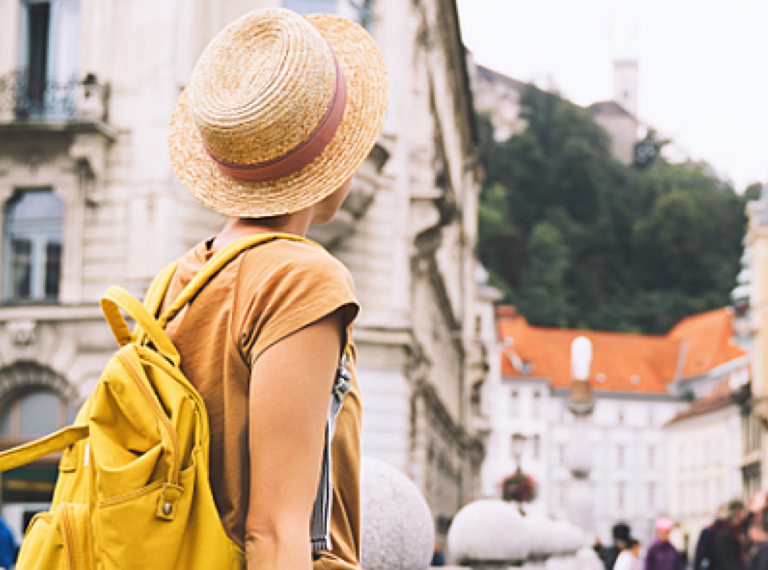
[456, 0, 768, 192]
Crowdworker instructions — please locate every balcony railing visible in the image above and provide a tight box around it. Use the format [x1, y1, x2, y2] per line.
[0, 70, 108, 123]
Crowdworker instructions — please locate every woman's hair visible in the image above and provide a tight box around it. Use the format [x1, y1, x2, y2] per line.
[626, 538, 639, 549]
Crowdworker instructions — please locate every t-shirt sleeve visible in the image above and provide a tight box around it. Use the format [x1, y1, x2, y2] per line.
[234, 243, 360, 365]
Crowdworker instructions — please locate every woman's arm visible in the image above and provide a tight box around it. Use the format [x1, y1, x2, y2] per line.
[245, 309, 345, 570]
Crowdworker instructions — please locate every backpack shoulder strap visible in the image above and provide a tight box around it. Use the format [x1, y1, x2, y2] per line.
[0, 425, 88, 473]
[144, 260, 181, 317]
[156, 233, 320, 328]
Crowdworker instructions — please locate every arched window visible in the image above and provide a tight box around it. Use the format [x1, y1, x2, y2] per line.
[0, 388, 74, 508]
[0, 389, 73, 440]
[2, 189, 63, 303]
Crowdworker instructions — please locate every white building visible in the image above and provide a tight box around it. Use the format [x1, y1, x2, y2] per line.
[0, 0, 488, 538]
[481, 306, 747, 546]
[665, 379, 745, 561]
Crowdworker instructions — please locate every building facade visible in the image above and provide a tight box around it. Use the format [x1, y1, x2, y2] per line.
[481, 306, 747, 546]
[0, 0, 487, 538]
[744, 188, 768, 493]
[665, 380, 745, 561]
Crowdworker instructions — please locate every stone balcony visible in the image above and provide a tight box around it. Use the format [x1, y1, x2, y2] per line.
[0, 70, 115, 139]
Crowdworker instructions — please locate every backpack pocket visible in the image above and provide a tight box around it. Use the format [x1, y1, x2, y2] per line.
[18, 503, 93, 570]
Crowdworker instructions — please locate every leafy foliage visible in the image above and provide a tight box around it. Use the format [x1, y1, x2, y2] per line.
[477, 85, 757, 334]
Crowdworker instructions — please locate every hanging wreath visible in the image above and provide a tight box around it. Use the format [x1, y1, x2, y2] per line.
[502, 469, 538, 503]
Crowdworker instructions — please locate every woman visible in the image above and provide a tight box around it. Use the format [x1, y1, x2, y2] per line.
[614, 538, 642, 570]
[163, 8, 387, 570]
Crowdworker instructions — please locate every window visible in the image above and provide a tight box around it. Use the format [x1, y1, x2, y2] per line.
[20, 0, 82, 119]
[0, 389, 73, 439]
[470, 381, 482, 417]
[649, 446, 656, 469]
[25, 1, 51, 109]
[532, 434, 540, 460]
[532, 390, 541, 419]
[283, 0, 373, 29]
[2, 189, 63, 303]
[558, 444, 566, 466]
[617, 481, 626, 510]
[617, 445, 625, 469]
[509, 390, 519, 417]
[649, 482, 656, 508]
[679, 483, 686, 514]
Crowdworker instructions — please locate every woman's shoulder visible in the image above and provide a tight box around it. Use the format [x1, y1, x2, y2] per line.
[239, 237, 354, 289]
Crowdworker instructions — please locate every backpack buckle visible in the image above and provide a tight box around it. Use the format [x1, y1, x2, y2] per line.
[156, 484, 183, 521]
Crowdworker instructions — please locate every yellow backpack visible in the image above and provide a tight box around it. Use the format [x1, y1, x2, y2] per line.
[0, 233, 312, 570]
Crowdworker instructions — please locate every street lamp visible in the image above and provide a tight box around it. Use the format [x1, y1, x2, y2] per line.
[511, 432, 527, 472]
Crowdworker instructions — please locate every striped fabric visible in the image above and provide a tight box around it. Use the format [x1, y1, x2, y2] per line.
[310, 353, 352, 552]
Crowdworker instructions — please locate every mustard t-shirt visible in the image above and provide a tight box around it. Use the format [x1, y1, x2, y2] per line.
[161, 237, 362, 570]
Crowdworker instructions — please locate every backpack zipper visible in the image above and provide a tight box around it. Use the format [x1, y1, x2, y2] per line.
[115, 350, 181, 486]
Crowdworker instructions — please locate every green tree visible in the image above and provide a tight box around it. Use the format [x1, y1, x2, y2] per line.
[476, 85, 749, 333]
[517, 221, 571, 327]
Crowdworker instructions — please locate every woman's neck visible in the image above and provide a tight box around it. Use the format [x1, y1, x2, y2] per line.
[212, 211, 313, 250]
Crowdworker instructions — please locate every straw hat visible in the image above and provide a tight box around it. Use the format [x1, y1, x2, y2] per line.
[169, 8, 388, 218]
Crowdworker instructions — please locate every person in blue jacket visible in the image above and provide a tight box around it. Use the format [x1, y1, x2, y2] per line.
[0, 515, 18, 570]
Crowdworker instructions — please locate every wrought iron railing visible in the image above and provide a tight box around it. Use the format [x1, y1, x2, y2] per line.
[0, 70, 108, 122]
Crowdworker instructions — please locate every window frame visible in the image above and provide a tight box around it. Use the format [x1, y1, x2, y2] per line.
[1, 188, 64, 304]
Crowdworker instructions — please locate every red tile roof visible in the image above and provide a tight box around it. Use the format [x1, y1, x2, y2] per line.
[667, 308, 746, 378]
[497, 307, 747, 395]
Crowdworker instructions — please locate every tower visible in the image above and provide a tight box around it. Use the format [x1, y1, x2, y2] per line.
[613, 59, 638, 117]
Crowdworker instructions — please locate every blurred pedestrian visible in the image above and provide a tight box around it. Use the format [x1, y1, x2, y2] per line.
[695, 499, 746, 570]
[0, 515, 17, 570]
[614, 538, 642, 570]
[747, 508, 768, 570]
[602, 522, 632, 570]
[645, 517, 681, 570]
[431, 541, 445, 566]
[694, 505, 726, 570]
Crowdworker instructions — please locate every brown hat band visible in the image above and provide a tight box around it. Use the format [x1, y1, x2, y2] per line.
[205, 45, 348, 183]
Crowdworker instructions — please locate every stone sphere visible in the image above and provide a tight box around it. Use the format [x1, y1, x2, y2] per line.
[545, 556, 578, 570]
[360, 457, 434, 570]
[548, 520, 587, 555]
[525, 514, 556, 558]
[447, 500, 530, 563]
[561, 524, 589, 553]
